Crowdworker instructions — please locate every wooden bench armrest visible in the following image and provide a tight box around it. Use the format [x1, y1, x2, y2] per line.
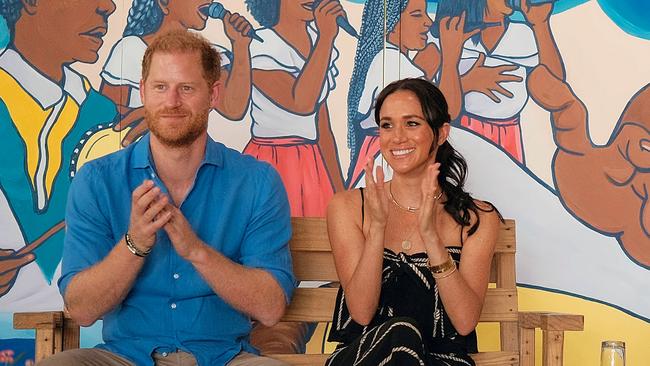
[13, 311, 81, 362]
[518, 311, 584, 331]
[517, 312, 584, 366]
[14, 311, 66, 330]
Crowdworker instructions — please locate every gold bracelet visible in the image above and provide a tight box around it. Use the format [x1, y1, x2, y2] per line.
[125, 232, 151, 257]
[428, 254, 455, 274]
[432, 265, 457, 279]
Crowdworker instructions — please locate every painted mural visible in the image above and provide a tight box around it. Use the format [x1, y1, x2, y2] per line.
[0, 0, 649, 364]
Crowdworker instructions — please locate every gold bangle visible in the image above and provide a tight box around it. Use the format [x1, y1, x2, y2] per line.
[432, 265, 457, 279]
[429, 254, 455, 274]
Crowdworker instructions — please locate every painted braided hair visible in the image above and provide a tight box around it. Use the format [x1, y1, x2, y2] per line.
[374, 78, 500, 237]
[347, 0, 408, 157]
[123, 0, 166, 37]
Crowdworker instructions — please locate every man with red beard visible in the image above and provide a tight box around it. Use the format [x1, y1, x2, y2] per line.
[41, 30, 294, 366]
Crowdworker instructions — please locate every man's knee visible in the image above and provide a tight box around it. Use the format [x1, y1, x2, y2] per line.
[37, 348, 133, 366]
[227, 351, 290, 366]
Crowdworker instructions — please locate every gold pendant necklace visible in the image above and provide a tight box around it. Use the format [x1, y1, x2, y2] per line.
[399, 217, 418, 252]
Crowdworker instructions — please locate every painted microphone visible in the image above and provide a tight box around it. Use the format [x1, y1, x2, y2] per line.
[508, 0, 556, 11]
[200, 2, 264, 43]
[312, 0, 359, 39]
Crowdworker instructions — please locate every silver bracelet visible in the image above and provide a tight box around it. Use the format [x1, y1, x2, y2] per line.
[125, 232, 151, 257]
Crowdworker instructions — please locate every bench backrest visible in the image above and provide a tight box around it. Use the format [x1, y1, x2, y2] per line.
[275, 217, 518, 365]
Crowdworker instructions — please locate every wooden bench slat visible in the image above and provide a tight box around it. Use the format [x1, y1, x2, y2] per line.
[269, 351, 519, 365]
[289, 219, 516, 253]
[282, 288, 518, 323]
[471, 351, 519, 365]
[282, 288, 338, 322]
[291, 252, 338, 281]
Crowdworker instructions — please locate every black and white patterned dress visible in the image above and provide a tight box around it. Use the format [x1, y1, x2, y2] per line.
[325, 247, 477, 366]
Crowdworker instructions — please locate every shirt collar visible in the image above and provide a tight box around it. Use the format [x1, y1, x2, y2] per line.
[132, 133, 224, 170]
[0, 48, 89, 109]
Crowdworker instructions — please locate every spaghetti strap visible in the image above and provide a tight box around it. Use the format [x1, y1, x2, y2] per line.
[359, 188, 365, 225]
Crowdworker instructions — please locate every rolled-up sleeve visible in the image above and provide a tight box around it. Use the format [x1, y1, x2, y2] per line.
[58, 163, 115, 296]
[239, 165, 295, 303]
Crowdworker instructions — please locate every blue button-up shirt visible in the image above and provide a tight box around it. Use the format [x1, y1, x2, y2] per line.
[59, 134, 295, 366]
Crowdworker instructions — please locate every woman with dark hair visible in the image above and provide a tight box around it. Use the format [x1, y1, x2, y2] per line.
[346, 0, 474, 189]
[326, 78, 501, 366]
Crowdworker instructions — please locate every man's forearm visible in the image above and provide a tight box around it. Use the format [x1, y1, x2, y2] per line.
[64, 238, 145, 326]
[188, 242, 287, 327]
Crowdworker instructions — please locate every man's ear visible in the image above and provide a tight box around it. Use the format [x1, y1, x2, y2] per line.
[210, 81, 221, 108]
[139, 79, 146, 105]
[438, 123, 451, 146]
[21, 0, 38, 15]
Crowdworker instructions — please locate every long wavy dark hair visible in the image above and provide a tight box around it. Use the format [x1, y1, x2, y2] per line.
[374, 78, 499, 237]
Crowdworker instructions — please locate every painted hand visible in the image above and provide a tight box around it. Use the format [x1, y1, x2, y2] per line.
[528, 64, 650, 264]
[314, 0, 344, 43]
[112, 107, 146, 147]
[223, 11, 253, 47]
[461, 53, 524, 102]
[0, 249, 35, 297]
[438, 12, 480, 60]
[521, 0, 553, 26]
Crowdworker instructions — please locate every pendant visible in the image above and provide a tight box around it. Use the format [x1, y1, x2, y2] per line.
[401, 240, 412, 251]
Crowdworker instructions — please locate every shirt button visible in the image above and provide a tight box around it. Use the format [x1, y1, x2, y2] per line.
[170, 303, 177, 309]
[162, 352, 168, 357]
[173, 273, 180, 280]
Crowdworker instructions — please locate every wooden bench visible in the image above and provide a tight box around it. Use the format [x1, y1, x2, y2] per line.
[14, 217, 583, 365]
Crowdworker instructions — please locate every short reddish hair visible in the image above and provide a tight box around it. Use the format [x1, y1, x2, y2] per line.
[141, 29, 221, 86]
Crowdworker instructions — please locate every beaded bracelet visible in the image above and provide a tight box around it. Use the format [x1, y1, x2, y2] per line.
[125, 232, 152, 257]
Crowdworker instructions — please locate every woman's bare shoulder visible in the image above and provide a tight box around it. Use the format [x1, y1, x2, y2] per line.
[471, 199, 501, 236]
[327, 189, 363, 221]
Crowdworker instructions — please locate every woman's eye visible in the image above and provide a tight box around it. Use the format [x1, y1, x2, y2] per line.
[380, 122, 392, 129]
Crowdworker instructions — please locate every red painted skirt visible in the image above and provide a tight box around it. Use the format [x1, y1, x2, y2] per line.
[244, 136, 334, 217]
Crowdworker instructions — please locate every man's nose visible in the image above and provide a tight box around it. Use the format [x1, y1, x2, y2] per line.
[164, 89, 182, 108]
